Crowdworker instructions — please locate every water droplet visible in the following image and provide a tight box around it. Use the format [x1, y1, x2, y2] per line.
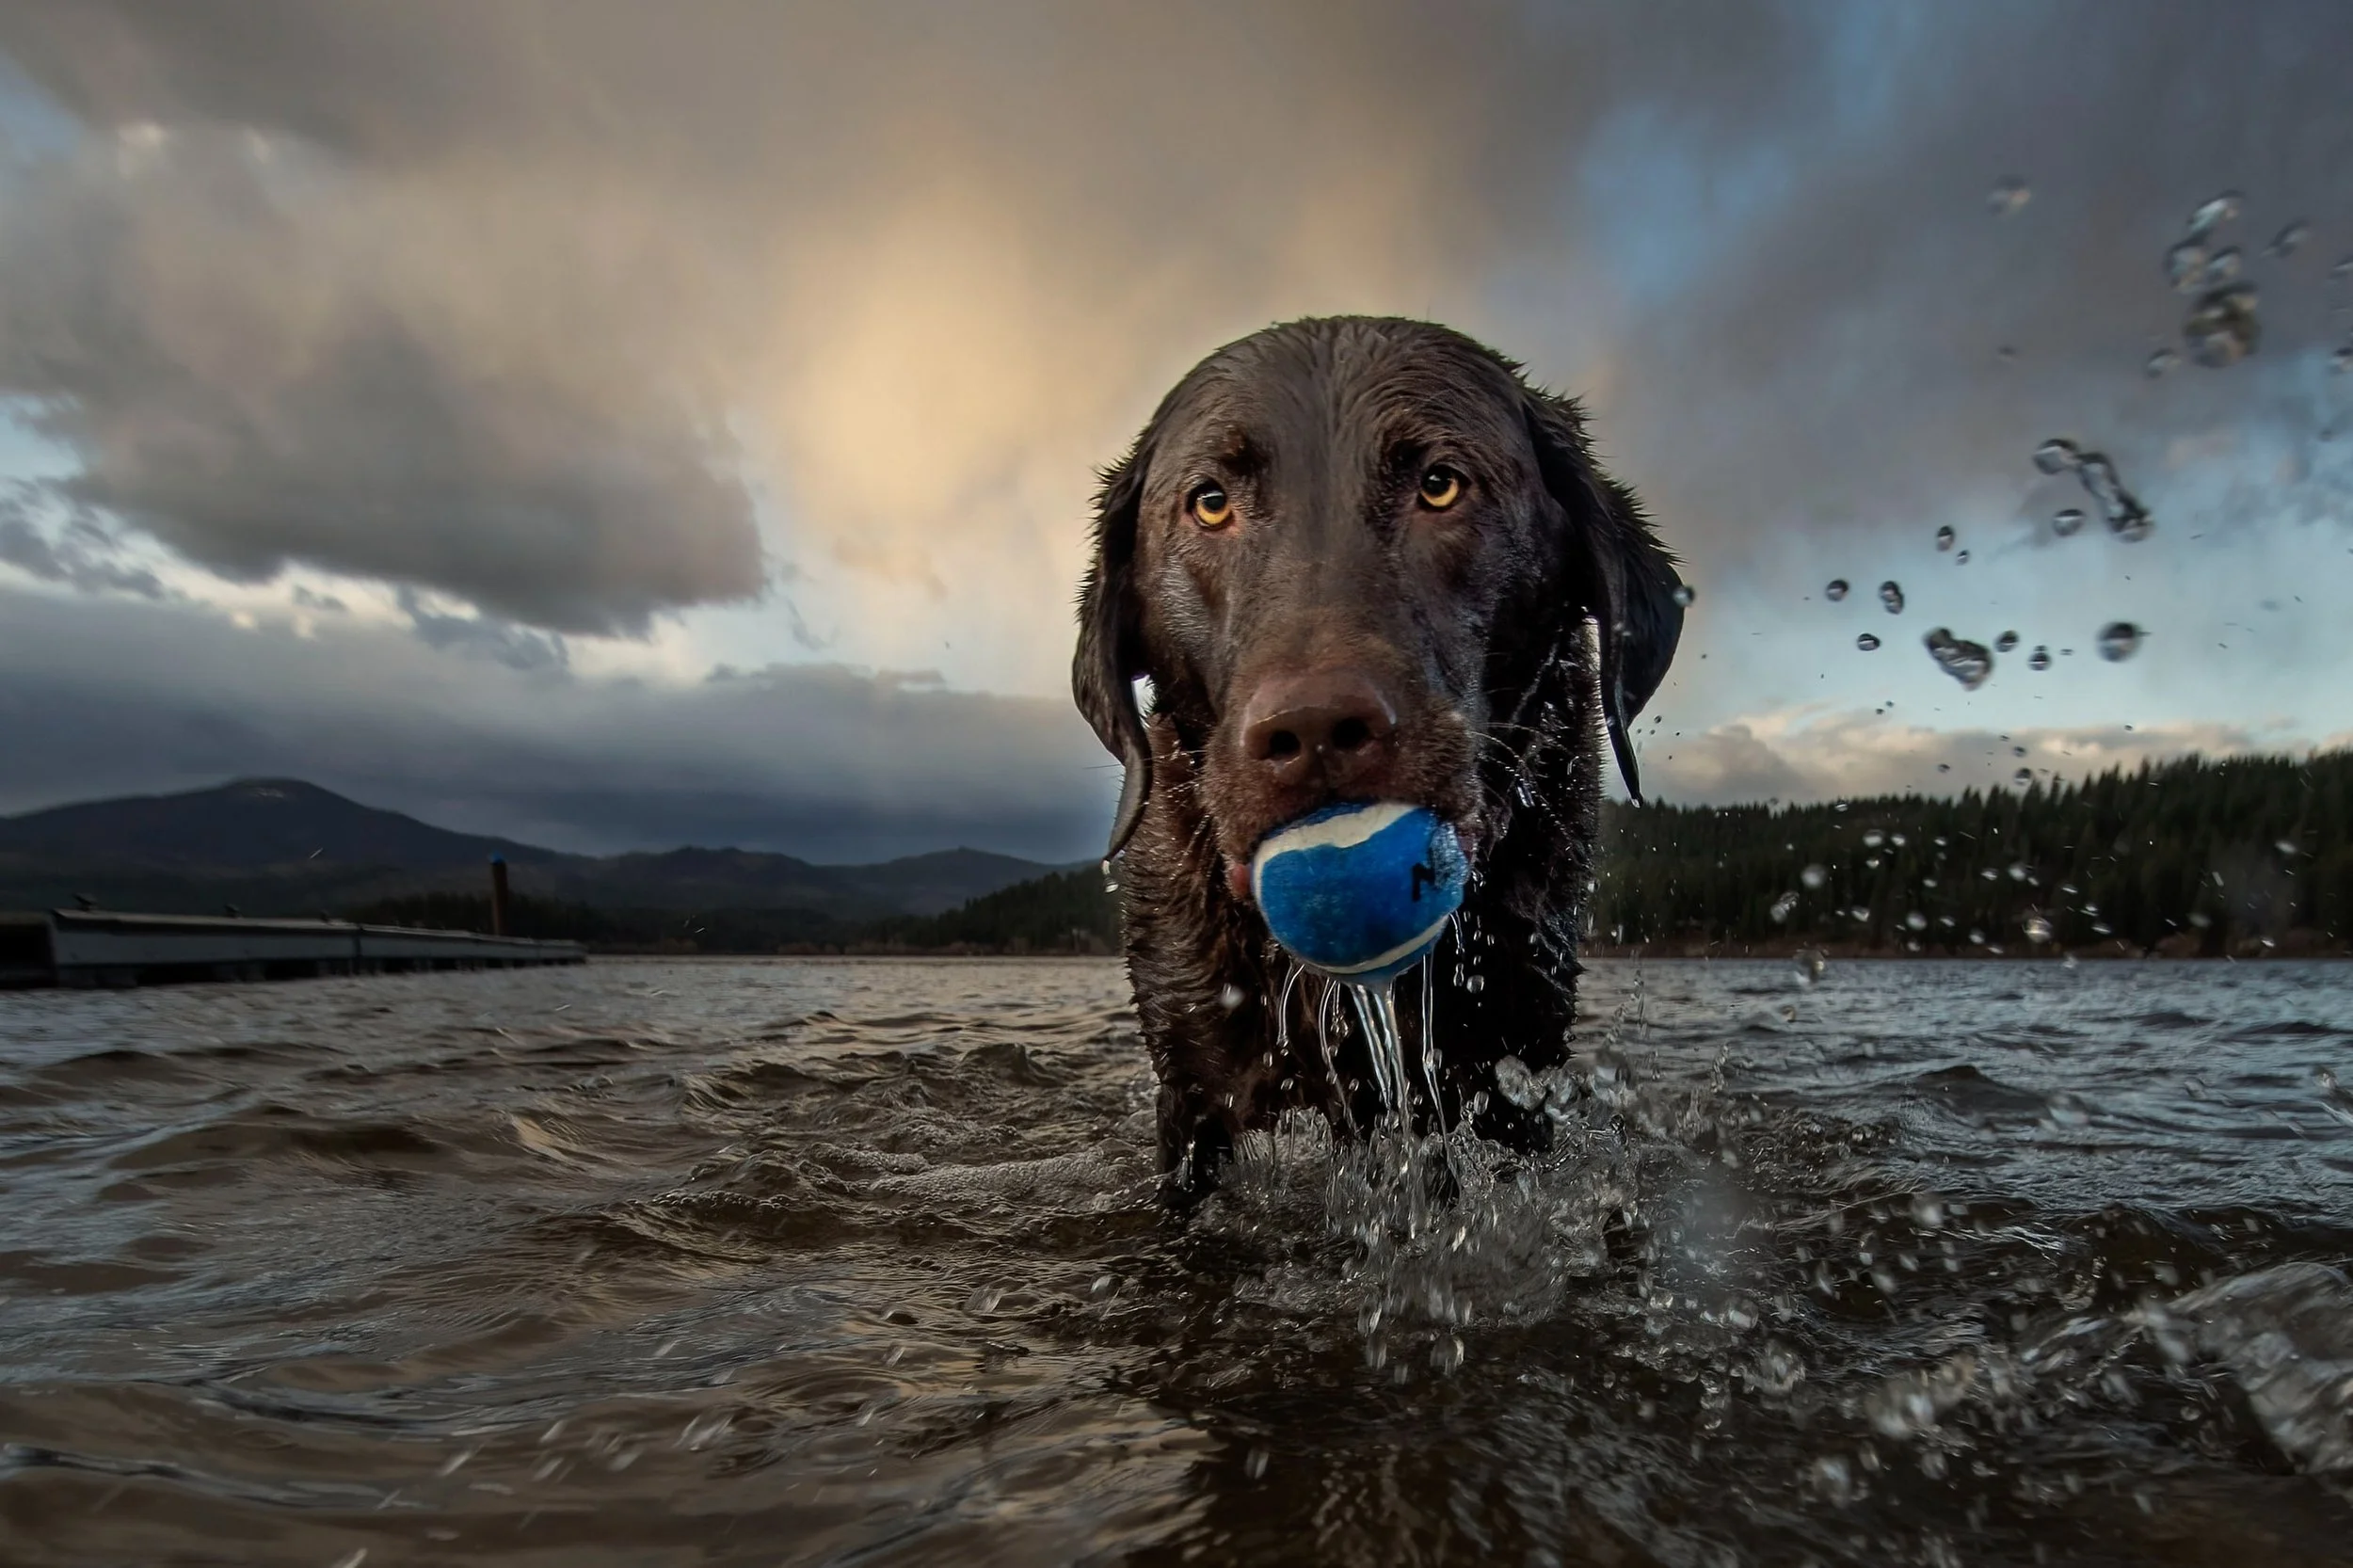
[2331, 345, 2353, 376]
[1801, 864, 1828, 890]
[1856, 632, 1881, 651]
[1923, 627, 1993, 690]
[2023, 913, 2055, 943]
[2013, 768, 2034, 787]
[2028, 645, 2052, 672]
[1245, 1446, 1271, 1480]
[2097, 621, 2142, 662]
[1862, 829, 1884, 848]
[1905, 911, 1928, 931]
[1770, 890, 1800, 924]
[1218, 984, 1245, 1010]
[1934, 525, 1956, 552]
[1494, 1054, 1540, 1109]
[2184, 281, 2260, 368]
[2073, 451, 2154, 540]
[1463, 973, 1485, 994]
[2199, 246, 2243, 286]
[2033, 437, 2082, 474]
[2185, 190, 2241, 237]
[2277, 839, 2300, 857]
[1879, 581, 1905, 614]
[2008, 861, 2032, 881]
[2164, 236, 2208, 292]
[1994, 630, 2019, 652]
[2267, 220, 2308, 258]
[1793, 950, 1826, 988]
[1812, 1453, 1856, 1504]
[2052, 508, 2085, 537]
[2145, 346, 2180, 378]
[1824, 578, 1850, 601]
[1987, 177, 2030, 216]
[1671, 583, 1695, 607]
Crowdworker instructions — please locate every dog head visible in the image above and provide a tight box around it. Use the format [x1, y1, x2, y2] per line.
[1075, 317, 1682, 894]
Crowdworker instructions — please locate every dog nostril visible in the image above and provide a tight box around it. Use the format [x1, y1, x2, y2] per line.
[1266, 729, 1302, 760]
[1331, 715, 1371, 752]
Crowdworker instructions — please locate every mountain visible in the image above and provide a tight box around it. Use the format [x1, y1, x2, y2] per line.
[0, 778, 1063, 919]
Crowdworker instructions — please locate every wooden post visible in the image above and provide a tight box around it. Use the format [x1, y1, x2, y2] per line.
[489, 856, 512, 936]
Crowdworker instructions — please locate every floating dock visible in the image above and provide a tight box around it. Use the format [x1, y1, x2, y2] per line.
[0, 908, 585, 989]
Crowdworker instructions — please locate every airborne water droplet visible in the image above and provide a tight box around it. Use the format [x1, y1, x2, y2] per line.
[2033, 438, 2081, 474]
[1987, 177, 2030, 216]
[1995, 630, 2019, 652]
[2184, 282, 2260, 368]
[2267, 220, 2308, 258]
[1825, 578, 1850, 601]
[2023, 913, 2055, 943]
[1934, 525, 1956, 552]
[2165, 237, 2208, 293]
[2013, 768, 2034, 787]
[2185, 190, 2241, 237]
[1856, 632, 1881, 651]
[1770, 890, 1800, 924]
[1879, 581, 1905, 614]
[1801, 864, 1828, 890]
[2028, 645, 2052, 672]
[1671, 584, 1695, 607]
[2145, 346, 2180, 378]
[2097, 621, 2142, 662]
[1923, 628, 1993, 690]
[2199, 247, 2242, 287]
[2051, 508, 2085, 537]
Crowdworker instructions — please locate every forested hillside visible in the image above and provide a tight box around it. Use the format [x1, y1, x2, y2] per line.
[1593, 750, 2352, 956]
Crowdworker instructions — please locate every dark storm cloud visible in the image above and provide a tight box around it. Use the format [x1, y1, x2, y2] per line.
[3, 0, 2352, 837]
[0, 587, 1113, 862]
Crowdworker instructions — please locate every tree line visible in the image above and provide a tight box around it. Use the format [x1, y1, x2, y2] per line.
[1592, 749, 2352, 956]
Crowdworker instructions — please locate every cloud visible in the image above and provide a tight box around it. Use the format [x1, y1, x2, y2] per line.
[0, 481, 165, 597]
[0, 585, 1115, 862]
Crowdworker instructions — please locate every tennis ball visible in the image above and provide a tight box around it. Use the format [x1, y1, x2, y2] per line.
[1249, 802, 1466, 982]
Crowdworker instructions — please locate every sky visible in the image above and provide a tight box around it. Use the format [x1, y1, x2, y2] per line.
[2, 1, 2351, 862]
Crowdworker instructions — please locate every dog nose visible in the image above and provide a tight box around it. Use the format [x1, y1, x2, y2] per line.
[1239, 669, 1398, 789]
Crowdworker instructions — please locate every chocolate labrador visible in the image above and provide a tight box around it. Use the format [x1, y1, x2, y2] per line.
[1072, 317, 1684, 1200]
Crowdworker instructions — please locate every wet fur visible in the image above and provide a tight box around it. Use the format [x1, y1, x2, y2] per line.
[1073, 318, 1683, 1201]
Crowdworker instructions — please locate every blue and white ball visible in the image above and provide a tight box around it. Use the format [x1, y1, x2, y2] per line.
[1249, 801, 1466, 982]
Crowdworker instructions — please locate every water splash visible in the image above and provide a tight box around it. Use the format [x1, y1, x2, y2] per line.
[1923, 628, 1994, 690]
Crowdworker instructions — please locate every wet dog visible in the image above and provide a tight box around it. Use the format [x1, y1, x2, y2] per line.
[1072, 317, 1683, 1200]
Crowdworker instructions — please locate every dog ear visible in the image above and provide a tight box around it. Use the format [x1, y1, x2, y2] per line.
[1521, 389, 1685, 804]
[1072, 447, 1153, 857]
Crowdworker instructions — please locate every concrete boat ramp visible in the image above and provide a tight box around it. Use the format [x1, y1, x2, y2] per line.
[0, 908, 585, 989]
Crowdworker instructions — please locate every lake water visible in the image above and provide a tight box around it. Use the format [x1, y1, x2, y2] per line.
[4, 956, 2352, 1566]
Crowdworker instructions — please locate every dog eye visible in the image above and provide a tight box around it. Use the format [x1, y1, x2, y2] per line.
[1418, 466, 1464, 510]
[1190, 483, 1234, 528]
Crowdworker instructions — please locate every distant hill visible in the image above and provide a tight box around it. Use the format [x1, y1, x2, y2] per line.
[0, 778, 1064, 919]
